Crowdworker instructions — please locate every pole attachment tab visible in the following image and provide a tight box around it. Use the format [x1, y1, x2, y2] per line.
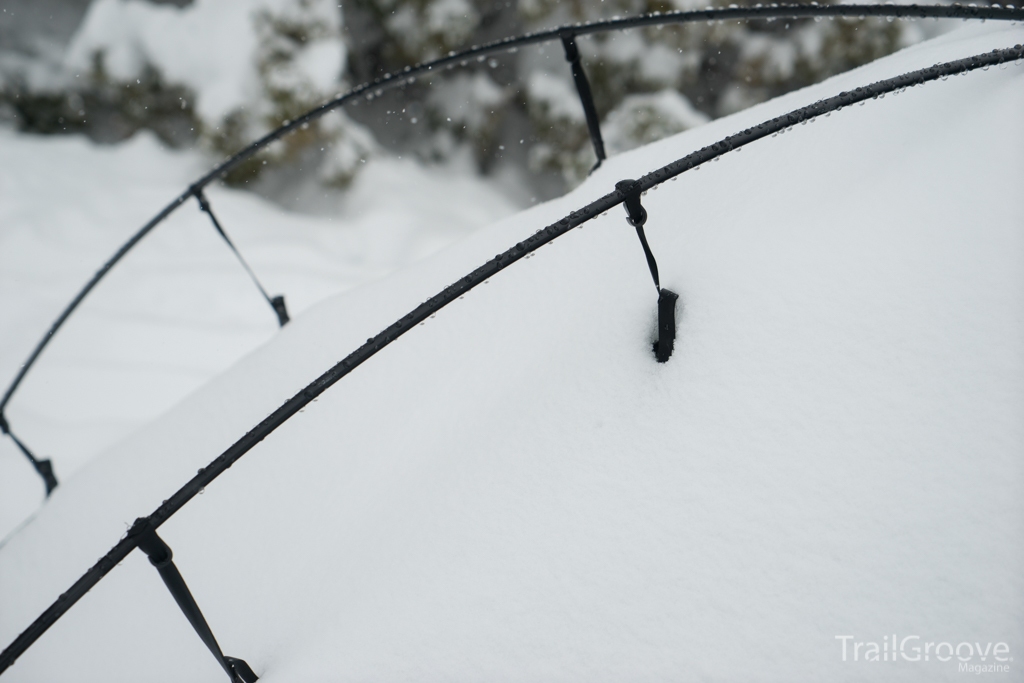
[0, 412, 58, 495]
[615, 179, 679, 363]
[561, 34, 606, 172]
[193, 188, 289, 328]
[132, 520, 259, 683]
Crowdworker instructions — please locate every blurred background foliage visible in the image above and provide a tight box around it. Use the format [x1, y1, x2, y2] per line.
[0, 0, 918, 199]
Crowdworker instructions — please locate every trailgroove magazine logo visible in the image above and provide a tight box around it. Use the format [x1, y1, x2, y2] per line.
[836, 635, 1013, 674]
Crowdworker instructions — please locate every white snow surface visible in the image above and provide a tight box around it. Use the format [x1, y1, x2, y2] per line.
[526, 70, 587, 122]
[0, 132, 517, 539]
[602, 89, 710, 155]
[2, 22, 1023, 682]
[64, 0, 345, 122]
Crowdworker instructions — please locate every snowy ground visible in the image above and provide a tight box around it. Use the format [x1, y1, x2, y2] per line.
[1, 20, 1023, 683]
[0, 132, 519, 538]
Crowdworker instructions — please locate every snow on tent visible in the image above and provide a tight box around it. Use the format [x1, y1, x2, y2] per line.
[0, 128, 519, 538]
[1, 20, 1022, 683]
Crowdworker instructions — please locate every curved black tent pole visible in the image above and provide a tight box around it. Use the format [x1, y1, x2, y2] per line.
[2, 42, 1020, 677]
[2, 3, 1021, 493]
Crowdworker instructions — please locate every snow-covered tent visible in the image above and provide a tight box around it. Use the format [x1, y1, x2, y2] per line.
[0, 20, 1022, 683]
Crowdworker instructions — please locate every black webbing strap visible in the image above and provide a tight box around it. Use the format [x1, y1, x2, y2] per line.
[616, 179, 678, 362]
[132, 520, 258, 683]
[0, 412, 57, 495]
[193, 189, 289, 328]
[561, 35, 607, 172]
[616, 180, 660, 290]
